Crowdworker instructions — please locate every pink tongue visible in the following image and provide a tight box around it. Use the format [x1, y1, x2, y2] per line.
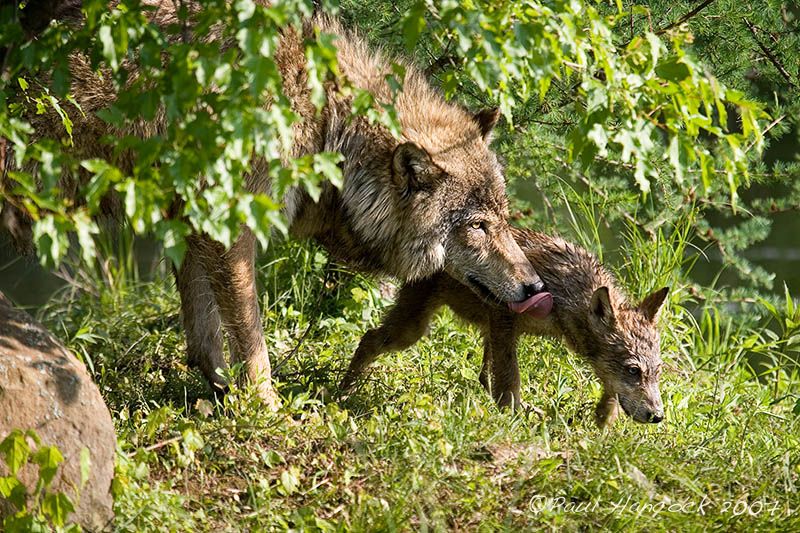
[508, 292, 553, 318]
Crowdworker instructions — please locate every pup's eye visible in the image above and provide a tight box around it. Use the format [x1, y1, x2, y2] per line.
[626, 366, 641, 378]
[470, 221, 485, 231]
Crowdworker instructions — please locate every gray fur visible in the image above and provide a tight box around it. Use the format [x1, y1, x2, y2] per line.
[3, 4, 544, 403]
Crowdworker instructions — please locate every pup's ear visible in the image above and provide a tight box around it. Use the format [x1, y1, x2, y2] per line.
[474, 107, 500, 141]
[640, 286, 669, 322]
[392, 142, 442, 194]
[590, 286, 615, 326]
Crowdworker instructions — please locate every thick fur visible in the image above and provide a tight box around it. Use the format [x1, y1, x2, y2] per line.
[5, 3, 544, 403]
[342, 228, 669, 427]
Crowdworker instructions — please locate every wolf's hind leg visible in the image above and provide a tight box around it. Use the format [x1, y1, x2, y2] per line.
[202, 230, 279, 408]
[175, 239, 228, 394]
[340, 278, 441, 391]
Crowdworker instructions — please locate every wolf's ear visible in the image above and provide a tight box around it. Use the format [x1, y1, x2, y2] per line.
[392, 142, 442, 194]
[639, 286, 669, 322]
[473, 107, 500, 141]
[590, 286, 615, 326]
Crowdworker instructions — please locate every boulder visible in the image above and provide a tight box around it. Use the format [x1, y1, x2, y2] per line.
[0, 292, 115, 529]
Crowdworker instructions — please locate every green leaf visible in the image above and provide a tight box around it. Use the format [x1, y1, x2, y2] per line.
[668, 136, 683, 184]
[280, 467, 300, 495]
[80, 447, 91, 489]
[402, 1, 427, 51]
[156, 220, 190, 267]
[312, 151, 344, 189]
[41, 492, 75, 527]
[31, 445, 64, 486]
[0, 430, 31, 476]
[74, 211, 99, 266]
[182, 428, 204, 454]
[33, 215, 70, 268]
[460, 366, 478, 381]
[655, 57, 691, 82]
[0, 476, 25, 505]
[98, 25, 118, 70]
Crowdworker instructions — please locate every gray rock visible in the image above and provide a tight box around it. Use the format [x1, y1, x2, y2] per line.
[0, 292, 115, 530]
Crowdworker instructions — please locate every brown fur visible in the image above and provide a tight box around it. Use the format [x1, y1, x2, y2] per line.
[342, 228, 669, 426]
[5, 3, 545, 403]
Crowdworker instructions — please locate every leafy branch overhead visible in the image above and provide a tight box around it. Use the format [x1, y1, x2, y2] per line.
[3, 0, 346, 267]
[404, 0, 767, 198]
[0, 0, 774, 270]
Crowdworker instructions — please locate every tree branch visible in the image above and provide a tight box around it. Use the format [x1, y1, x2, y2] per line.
[655, 0, 717, 36]
[744, 18, 798, 90]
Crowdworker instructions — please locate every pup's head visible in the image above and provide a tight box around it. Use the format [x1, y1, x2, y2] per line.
[391, 108, 544, 307]
[585, 286, 669, 427]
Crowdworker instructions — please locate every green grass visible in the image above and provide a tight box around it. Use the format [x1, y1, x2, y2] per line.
[35, 236, 800, 531]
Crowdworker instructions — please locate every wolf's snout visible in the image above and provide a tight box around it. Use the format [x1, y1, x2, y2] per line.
[647, 411, 664, 423]
[523, 281, 545, 299]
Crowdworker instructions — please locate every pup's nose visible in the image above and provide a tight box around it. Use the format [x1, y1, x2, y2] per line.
[648, 412, 664, 423]
[523, 281, 545, 298]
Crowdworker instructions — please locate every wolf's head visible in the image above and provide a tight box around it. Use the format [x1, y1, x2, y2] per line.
[391, 108, 544, 306]
[584, 286, 669, 426]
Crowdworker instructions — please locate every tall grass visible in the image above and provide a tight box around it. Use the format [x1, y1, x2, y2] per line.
[31, 194, 800, 530]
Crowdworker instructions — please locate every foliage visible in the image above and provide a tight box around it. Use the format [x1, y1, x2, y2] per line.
[0, 0, 778, 272]
[0, 430, 85, 532]
[403, 0, 766, 198]
[357, 0, 800, 291]
[2, 0, 346, 267]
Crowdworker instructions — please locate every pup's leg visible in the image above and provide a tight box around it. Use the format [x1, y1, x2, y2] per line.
[595, 389, 619, 428]
[487, 314, 522, 410]
[203, 230, 278, 408]
[340, 278, 441, 391]
[174, 238, 228, 394]
[479, 335, 491, 394]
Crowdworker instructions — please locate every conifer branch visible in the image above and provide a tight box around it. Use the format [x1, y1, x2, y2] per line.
[744, 18, 797, 90]
[655, 0, 717, 36]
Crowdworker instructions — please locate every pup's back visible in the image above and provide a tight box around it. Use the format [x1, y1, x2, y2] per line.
[435, 229, 616, 337]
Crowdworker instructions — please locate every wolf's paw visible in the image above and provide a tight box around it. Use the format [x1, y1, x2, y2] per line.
[337, 371, 361, 398]
[521, 402, 546, 418]
[494, 390, 523, 411]
[255, 382, 282, 411]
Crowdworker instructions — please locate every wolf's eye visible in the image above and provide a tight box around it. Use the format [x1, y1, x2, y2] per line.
[470, 221, 486, 231]
[626, 366, 641, 378]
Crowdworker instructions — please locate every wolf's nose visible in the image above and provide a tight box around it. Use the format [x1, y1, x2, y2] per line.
[523, 281, 545, 298]
[648, 412, 664, 423]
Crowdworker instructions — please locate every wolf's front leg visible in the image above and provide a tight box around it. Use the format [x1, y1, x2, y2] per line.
[203, 230, 279, 408]
[175, 238, 228, 394]
[340, 278, 441, 392]
[487, 314, 522, 410]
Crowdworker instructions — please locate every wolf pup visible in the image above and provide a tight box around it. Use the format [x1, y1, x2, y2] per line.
[341, 228, 668, 427]
[4, 6, 545, 405]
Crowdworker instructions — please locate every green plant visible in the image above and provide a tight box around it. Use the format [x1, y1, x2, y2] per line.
[0, 430, 87, 532]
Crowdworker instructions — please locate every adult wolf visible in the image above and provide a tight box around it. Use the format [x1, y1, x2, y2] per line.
[4, 5, 545, 405]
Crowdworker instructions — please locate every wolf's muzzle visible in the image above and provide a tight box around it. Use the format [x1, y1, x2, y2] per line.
[523, 281, 545, 298]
